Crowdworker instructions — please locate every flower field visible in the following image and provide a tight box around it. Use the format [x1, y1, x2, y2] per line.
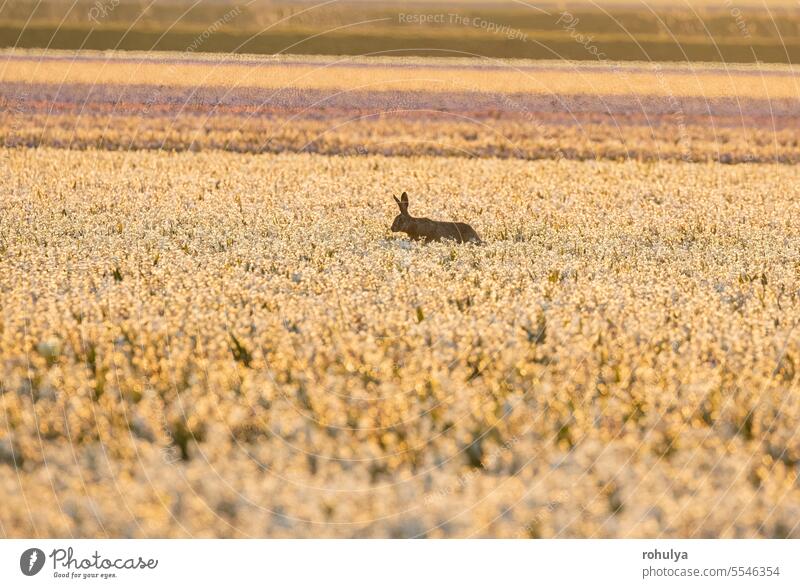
[1, 144, 799, 537]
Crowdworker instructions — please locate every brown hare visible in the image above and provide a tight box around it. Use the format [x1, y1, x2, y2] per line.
[390, 192, 482, 244]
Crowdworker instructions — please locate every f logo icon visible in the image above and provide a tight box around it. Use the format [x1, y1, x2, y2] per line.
[20, 548, 46, 576]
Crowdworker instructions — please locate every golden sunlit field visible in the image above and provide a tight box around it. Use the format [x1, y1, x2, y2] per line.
[1, 24, 800, 541]
[4, 51, 800, 164]
[2, 146, 799, 538]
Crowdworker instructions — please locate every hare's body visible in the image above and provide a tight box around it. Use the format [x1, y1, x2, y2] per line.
[390, 192, 482, 244]
[402, 217, 481, 243]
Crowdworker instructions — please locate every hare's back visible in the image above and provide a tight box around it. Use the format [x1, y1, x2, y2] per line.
[452, 222, 481, 243]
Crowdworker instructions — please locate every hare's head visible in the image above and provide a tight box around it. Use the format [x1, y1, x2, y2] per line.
[391, 192, 412, 233]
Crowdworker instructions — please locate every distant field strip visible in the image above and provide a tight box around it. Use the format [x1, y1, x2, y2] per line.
[7, 81, 800, 119]
[3, 52, 800, 99]
[2, 52, 799, 164]
[6, 0, 800, 63]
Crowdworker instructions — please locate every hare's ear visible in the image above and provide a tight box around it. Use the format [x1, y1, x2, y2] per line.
[393, 195, 401, 206]
[399, 192, 409, 215]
